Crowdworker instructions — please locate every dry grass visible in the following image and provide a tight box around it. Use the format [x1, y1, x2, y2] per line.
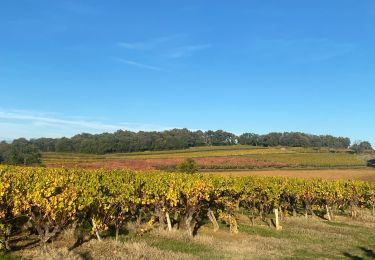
[42, 146, 362, 165]
[208, 168, 375, 182]
[12, 214, 375, 260]
[19, 237, 194, 260]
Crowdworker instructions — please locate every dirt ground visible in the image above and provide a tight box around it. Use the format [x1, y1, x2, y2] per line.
[207, 168, 375, 182]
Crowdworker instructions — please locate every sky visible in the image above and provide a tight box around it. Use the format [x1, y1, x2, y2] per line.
[0, 0, 374, 145]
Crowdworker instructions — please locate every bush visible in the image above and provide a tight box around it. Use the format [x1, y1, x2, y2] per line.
[176, 158, 198, 174]
[351, 141, 373, 154]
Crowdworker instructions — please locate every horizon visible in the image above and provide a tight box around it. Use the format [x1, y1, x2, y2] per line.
[1, 1, 374, 146]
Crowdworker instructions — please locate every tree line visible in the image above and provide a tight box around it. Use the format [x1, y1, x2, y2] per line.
[0, 129, 373, 165]
[28, 129, 354, 154]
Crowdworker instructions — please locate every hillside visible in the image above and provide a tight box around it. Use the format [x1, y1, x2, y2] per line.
[43, 145, 367, 170]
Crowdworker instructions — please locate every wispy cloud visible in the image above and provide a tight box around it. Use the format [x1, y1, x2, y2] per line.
[118, 35, 182, 50]
[116, 35, 210, 70]
[0, 110, 122, 130]
[113, 58, 167, 72]
[168, 44, 211, 59]
[0, 110, 174, 139]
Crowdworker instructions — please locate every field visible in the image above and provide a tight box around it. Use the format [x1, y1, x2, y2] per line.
[210, 168, 375, 182]
[43, 146, 367, 169]
[41, 145, 374, 182]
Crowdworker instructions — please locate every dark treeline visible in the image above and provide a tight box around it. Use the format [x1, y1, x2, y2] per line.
[238, 132, 351, 149]
[30, 129, 237, 154]
[24, 129, 354, 154]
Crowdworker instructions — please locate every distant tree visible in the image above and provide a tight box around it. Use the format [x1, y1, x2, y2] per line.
[176, 158, 199, 174]
[238, 133, 259, 146]
[310, 135, 323, 147]
[260, 132, 282, 147]
[204, 130, 237, 146]
[0, 141, 8, 163]
[334, 137, 351, 149]
[55, 137, 75, 152]
[351, 141, 373, 153]
[1, 138, 41, 165]
[30, 138, 57, 152]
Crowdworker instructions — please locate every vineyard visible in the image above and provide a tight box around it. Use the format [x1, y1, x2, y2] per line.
[1, 165, 375, 258]
[42, 146, 367, 170]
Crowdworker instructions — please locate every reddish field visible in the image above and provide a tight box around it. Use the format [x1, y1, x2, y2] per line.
[49, 157, 289, 170]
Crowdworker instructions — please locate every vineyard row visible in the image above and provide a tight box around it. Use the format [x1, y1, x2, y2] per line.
[1, 166, 374, 251]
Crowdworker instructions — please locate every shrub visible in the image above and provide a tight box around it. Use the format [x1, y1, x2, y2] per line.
[176, 158, 198, 174]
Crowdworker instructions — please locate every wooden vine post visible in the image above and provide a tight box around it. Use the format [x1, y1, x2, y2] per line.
[165, 212, 172, 231]
[207, 208, 219, 232]
[325, 205, 332, 221]
[274, 208, 282, 231]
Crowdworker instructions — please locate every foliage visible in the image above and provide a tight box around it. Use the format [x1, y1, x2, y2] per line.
[3, 129, 355, 155]
[0, 139, 41, 165]
[351, 141, 373, 154]
[239, 132, 351, 149]
[1, 165, 375, 252]
[176, 158, 198, 174]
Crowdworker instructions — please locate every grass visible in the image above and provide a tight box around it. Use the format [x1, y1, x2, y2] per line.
[41, 146, 290, 164]
[11, 214, 375, 259]
[0, 255, 17, 260]
[145, 235, 215, 258]
[246, 152, 365, 167]
[208, 168, 375, 182]
[41, 146, 342, 163]
[239, 224, 287, 238]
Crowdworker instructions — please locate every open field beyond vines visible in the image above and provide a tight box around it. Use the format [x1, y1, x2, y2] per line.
[42, 146, 368, 171]
[209, 168, 375, 182]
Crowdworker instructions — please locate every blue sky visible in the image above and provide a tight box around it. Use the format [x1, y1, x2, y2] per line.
[0, 1, 374, 145]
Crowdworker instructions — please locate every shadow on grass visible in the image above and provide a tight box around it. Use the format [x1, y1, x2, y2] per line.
[343, 247, 375, 259]
[8, 238, 40, 252]
[367, 159, 375, 168]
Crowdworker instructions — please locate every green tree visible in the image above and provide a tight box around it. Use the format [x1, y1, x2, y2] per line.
[351, 141, 373, 153]
[55, 137, 75, 152]
[0, 141, 9, 163]
[1, 139, 41, 165]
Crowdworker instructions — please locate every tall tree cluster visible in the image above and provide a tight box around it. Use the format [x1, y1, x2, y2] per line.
[350, 141, 373, 154]
[32, 129, 236, 154]
[24, 129, 354, 155]
[238, 132, 351, 149]
[0, 139, 41, 165]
